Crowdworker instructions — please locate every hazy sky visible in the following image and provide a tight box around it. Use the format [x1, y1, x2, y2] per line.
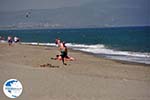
[0, 0, 149, 27]
[0, 0, 92, 11]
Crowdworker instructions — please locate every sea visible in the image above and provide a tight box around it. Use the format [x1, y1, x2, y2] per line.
[0, 26, 150, 64]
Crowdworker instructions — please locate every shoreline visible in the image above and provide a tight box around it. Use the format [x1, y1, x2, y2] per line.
[1, 41, 150, 66]
[21, 42, 150, 66]
[1, 42, 149, 68]
[0, 43, 150, 100]
[69, 47, 150, 66]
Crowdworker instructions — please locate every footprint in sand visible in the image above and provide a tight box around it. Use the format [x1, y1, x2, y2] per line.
[40, 63, 59, 68]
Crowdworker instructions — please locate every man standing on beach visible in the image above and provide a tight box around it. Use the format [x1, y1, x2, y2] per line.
[7, 36, 13, 46]
[60, 42, 68, 65]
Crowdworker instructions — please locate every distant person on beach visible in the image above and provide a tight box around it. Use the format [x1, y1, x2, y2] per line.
[14, 36, 20, 43]
[0, 36, 5, 41]
[0, 36, 5, 43]
[7, 36, 13, 46]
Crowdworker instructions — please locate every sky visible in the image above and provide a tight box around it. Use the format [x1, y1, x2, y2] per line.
[0, 0, 149, 27]
[0, 0, 92, 11]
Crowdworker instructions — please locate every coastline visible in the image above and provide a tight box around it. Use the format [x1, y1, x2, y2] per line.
[20, 42, 150, 66]
[70, 48, 150, 67]
[0, 43, 150, 100]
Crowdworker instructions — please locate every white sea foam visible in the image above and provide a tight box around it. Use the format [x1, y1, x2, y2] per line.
[21, 42, 150, 64]
[21, 42, 56, 46]
[65, 43, 150, 58]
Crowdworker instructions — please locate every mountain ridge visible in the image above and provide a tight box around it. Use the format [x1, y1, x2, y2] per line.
[0, 0, 149, 29]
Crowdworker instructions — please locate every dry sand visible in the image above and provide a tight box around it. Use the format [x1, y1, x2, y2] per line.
[0, 43, 150, 100]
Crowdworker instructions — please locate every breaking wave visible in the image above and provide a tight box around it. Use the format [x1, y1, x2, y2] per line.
[21, 42, 150, 64]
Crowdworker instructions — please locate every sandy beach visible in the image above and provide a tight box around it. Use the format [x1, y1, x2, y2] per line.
[0, 43, 150, 100]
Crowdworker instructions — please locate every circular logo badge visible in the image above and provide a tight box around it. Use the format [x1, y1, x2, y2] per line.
[3, 79, 23, 98]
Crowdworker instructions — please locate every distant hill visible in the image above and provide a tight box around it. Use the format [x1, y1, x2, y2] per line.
[0, 0, 149, 29]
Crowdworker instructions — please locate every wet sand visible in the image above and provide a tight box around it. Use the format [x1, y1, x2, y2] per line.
[0, 43, 150, 100]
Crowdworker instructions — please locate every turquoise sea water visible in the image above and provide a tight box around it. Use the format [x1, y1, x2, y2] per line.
[0, 26, 150, 64]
